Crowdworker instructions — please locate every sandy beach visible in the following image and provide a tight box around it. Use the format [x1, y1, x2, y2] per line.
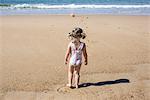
[0, 15, 150, 100]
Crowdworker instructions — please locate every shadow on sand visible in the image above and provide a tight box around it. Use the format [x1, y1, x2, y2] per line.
[79, 79, 130, 88]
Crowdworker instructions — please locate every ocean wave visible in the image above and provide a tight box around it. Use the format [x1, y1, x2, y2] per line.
[1, 4, 150, 9]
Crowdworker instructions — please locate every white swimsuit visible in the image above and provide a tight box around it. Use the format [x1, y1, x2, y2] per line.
[69, 42, 84, 66]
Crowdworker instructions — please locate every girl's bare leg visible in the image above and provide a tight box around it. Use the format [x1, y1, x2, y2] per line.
[67, 65, 74, 87]
[74, 65, 81, 88]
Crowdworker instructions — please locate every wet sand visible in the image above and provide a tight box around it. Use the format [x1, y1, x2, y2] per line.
[0, 15, 150, 100]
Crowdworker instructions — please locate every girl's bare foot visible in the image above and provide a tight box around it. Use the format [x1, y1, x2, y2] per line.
[66, 84, 72, 88]
[75, 85, 79, 89]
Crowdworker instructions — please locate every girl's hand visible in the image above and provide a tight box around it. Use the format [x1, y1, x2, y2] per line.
[84, 61, 88, 65]
[64, 60, 68, 65]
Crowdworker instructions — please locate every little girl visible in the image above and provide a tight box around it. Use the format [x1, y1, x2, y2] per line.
[64, 27, 88, 88]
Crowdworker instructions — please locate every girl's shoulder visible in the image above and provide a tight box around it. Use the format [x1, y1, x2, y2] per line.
[68, 41, 73, 45]
[81, 42, 86, 49]
[81, 41, 85, 45]
[80, 41, 86, 46]
[67, 42, 73, 48]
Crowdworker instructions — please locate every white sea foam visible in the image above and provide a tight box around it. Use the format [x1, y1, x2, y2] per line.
[1, 3, 150, 15]
[1, 4, 150, 9]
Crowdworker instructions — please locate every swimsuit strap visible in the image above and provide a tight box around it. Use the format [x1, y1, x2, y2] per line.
[78, 42, 84, 51]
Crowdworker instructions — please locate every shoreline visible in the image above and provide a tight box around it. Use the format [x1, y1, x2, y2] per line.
[1, 13, 150, 16]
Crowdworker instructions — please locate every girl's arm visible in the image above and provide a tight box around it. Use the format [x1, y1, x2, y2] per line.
[83, 43, 88, 65]
[64, 46, 71, 64]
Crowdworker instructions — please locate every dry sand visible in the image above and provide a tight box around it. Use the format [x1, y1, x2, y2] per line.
[0, 15, 150, 100]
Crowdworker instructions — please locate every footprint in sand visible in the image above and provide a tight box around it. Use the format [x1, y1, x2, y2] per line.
[56, 85, 73, 94]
